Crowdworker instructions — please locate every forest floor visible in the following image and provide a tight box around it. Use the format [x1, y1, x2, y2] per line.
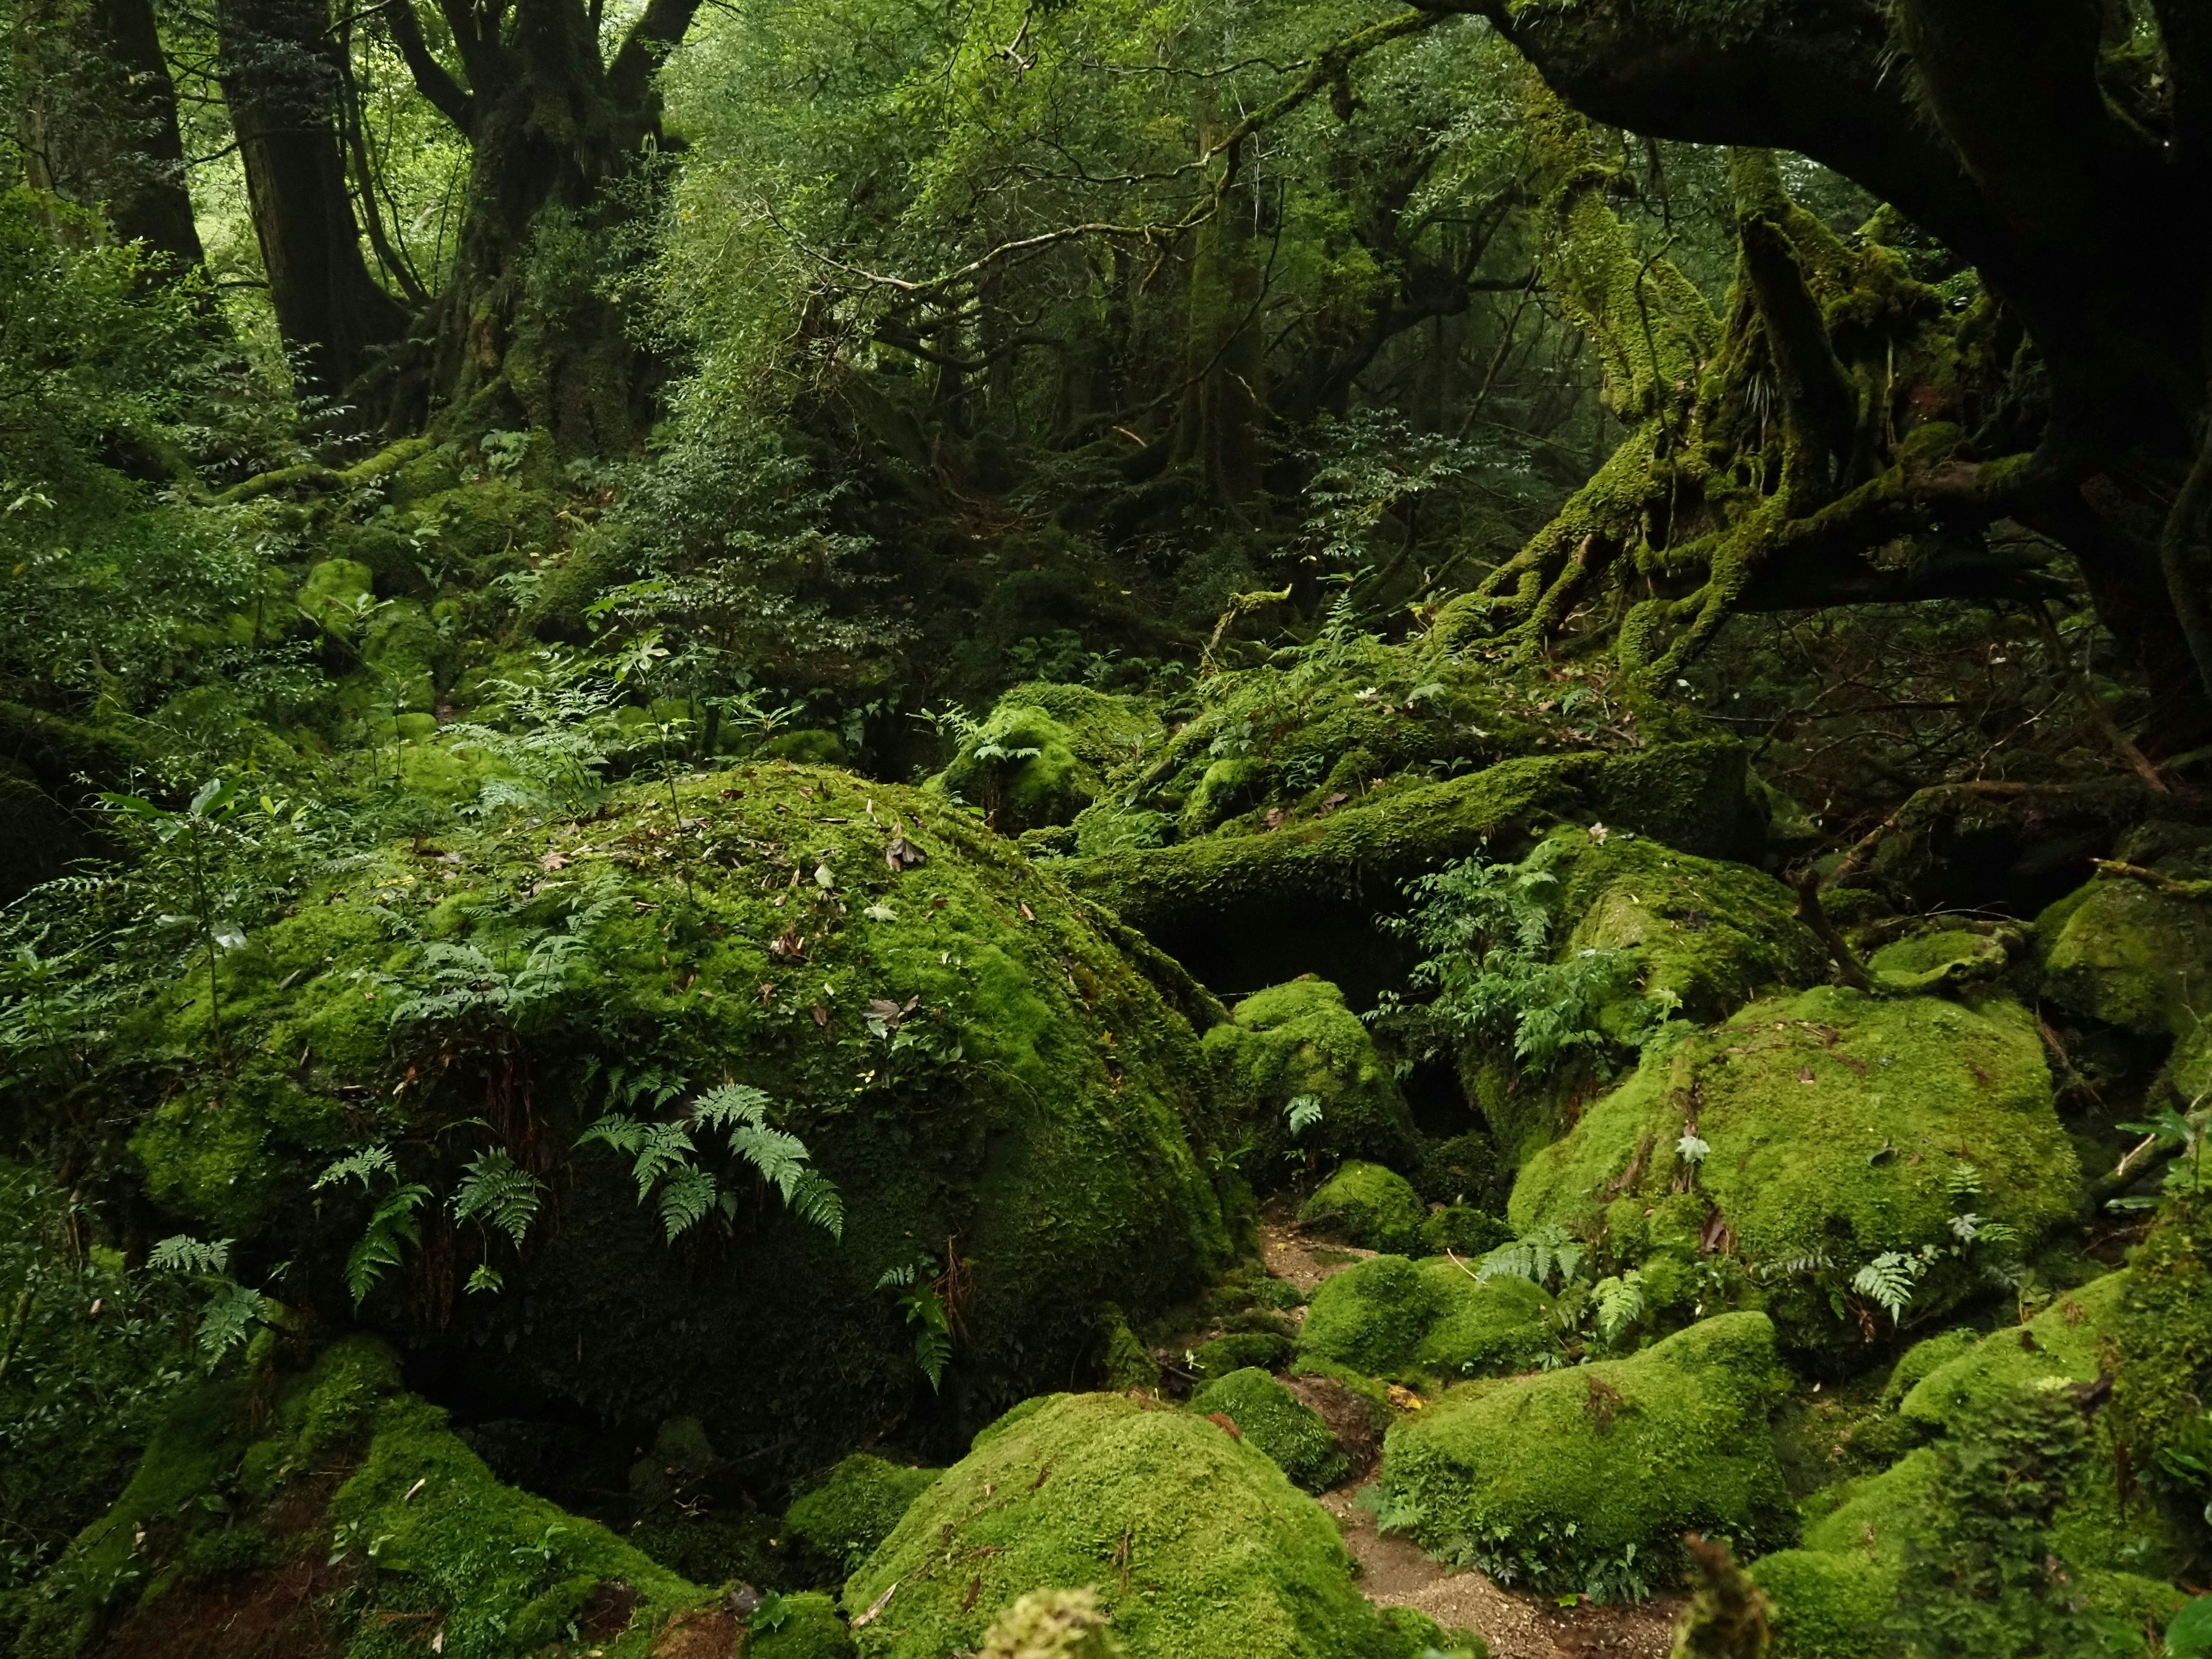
[1257, 1222, 1683, 1659]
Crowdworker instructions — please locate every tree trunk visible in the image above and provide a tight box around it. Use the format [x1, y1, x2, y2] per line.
[14, 0, 203, 270]
[217, 0, 407, 399]
[376, 0, 701, 452]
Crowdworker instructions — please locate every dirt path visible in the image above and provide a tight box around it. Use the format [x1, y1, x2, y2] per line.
[1259, 1220, 1683, 1659]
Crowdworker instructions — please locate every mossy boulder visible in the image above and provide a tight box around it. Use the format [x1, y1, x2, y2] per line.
[1866, 927, 2010, 994]
[2035, 867, 2212, 1038]
[1296, 1254, 1552, 1384]
[1373, 1311, 1796, 1599]
[933, 684, 1163, 835]
[1191, 1331, 1293, 1379]
[1187, 1368, 1351, 1491]
[108, 764, 1237, 1464]
[1510, 987, 2082, 1352]
[1413, 1132, 1503, 1210]
[21, 1336, 708, 1657]
[297, 556, 376, 638]
[786, 1454, 944, 1577]
[1206, 980, 1422, 1178]
[753, 1590, 862, 1658]
[1297, 1162, 1425, 1255]
[842, 1391, 1466, 1659]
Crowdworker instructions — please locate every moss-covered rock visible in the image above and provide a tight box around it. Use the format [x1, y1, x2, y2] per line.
[1205, 980, 1422, 1179]
[1413, 1133, 1503, 1210]
[1866, 927, 2009, 994]
[1374, 1312, 1796, 1599]
[786, 1454, 944, 1578]
[1187, 1368, 1351, 1491]
[105, 764, 1238, 1464]
[1418, 1206, 1512, 1257]
[20, 1336, 708, 1658]
[2036, 868, 2212, 1039]
[933, 684, 1163, 835]
[842, 1391, 1465, 1659]
[1296, 1254, 1552, 1384]
[1191, 1331, 1293, 1379]
[1297, 1162, 1425, 1254]
[753, 1590, 862, 1658]
[1510, 987, 2082, 1352]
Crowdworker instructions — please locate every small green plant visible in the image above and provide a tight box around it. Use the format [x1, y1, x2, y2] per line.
[146, 1235, 275, 1366]
[577, 1082, 844, 1244]
[876, 1254, 954, 1391]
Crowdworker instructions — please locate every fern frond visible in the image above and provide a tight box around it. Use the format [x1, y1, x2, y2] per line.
[1285, 1094, 1325, 1138]
[1850, 1251, 1924, 1321]
[694, 1081, 774, 1131]
[576, 1112, 647, 1156]
[346, 1183, 430, 1306]
[195, 1279, 269, 1365]
[451, 1147, 544, 1248]
[658, 1166, 721, 1241]
[149, 1234, 231, 1275]
[313, 1146, 396, 1191]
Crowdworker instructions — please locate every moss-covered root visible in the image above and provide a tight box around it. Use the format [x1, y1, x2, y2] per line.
[785, 1454, 944, 1579]
[842, 1392, 1467, 1659]
[1206, 980, 1423, 1179]
[1297, 1162, 1425, 1255]
[22, 1336, 710, 1658]
[1375, 1313, 1796, 1600]
[1186, 1369, 1351, 1492]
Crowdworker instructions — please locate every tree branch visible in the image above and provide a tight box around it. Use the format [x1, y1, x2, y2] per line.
[381, 0, 473, 133]
[608, 0, 704, 108]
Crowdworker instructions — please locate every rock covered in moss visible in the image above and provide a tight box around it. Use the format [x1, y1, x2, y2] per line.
[842, 1391, 1465, 1659]
[1865, 927, 2009, 994]
[1414, 1133, 1503, 1210]
[1510, 987, 2081, 1350]
[1296, 1254, 1551, 1384]
[1298, 1162, 1425, 1254]
[1418, 1205, 1512, 1257]
[753, 1590, 862, 1657]
[1187, 1368, 1351, 1492]
[1374, 1312, 1795, 1599]
[113, 764, 1237, 1464]
[932, 684, 1164, 835]
[786, 1454, 944, 1577]
[2035, 865, 2212, 1038]
[1191, 1330, 1293, 1379]
[20, 1336, 709, 1657]
[1205, 980, 1422, 1177]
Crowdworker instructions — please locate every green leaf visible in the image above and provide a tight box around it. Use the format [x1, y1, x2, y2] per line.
[451, 1147, 544, 1248]
[346, 1184, 430, 1306]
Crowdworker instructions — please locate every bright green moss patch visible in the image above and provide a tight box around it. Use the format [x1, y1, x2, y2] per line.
[1191, 1331, 1293, 1378]
[786, 1454, 945, 1577]
[1373, 1312, 1795, 1599]
[1511, 987, 2081, 1351]
[1205, 980, 1421, 1178]
[1298, 1162, 1424, 1253]
[1187, 1368, 1351, 1491]
[934, 684, 1163, 835]
[1879, 1326, 1980, 1409]
[1866, 927, 2008, 993]
[1296, 1254, 1552, 1384]
[843, 1391, 1465, 1659]
[2036, 869, 2212, 1037]
[753, 1589, 861, 1657]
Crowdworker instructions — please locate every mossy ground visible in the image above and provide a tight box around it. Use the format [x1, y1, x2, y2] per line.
[842, 1391, 1469, 1659]
[114, 762, 1238, 1466]
[1373, 1312, 1796, 1600]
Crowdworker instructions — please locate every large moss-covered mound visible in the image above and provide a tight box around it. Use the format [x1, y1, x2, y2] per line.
[110, 763, 1237, 1462]
[933, 684, 1165, 836]
[1203, 979, 1421, 1177]
[1297, 1254, 1552, 1384]
[1373, 1311, 1795, 1599]
[20, 1336, 710, 1658]
[1297, 1162, 1425, 1255]
[1510, 987, 2082, 1350]
[842, 1391, 1464, 1659]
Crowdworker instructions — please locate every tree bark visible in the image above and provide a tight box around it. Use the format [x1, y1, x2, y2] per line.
[218, 0, 407, 398]
[14, 0, 203, 270]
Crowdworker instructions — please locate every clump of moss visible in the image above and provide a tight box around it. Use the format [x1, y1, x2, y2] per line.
[978, 1587, 1119, 1658]
[934, 684, 1163, 835]
[108, 763, 1237, 1465]
[786, 1454, 944, 1578]
[1511, 987, 2082, 1352]
[1191, 1331, 1293, 1379]
[1374, 1312, 1796, 1600]
[1296, 1255, 1552, 1384]
[1188, 1369, 1351, 1492]
[1205, 981, 1422, 1179]
[1413, 1133, 1503, 1210]
[1096, 1305, 1162, 1392]
[843, 1391, 1467, 1659]
[1298, 1163, 1425, 1255]
[1879, 1327, 1980, 1410]
[2036, 867, 2212, 1038]
[23, 1335, 710, 1658]
[752, 1589, 861, 1658]
[1419, 1206, 1512, 1257]
[1866, 928, 2009, 994]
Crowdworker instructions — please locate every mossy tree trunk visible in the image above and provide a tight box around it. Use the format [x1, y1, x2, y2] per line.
[14, 0, 203, 271]
[1419, 0, 2212, 748]
[217, 0, 408, 396]
[376, 0, 702, 452]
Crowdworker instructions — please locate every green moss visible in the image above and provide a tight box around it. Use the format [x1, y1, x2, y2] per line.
[1414, 1134, 1503, 1210]
[1298, 1163, 1425, 1255]
[759, 728, 848, 764]
[108, 764, 1237, 1465]
[1374, 1312, 1795, 1599]
[976, 1587, 1118, 1658]
[1096, 1305, 1162, 1392]
[1207, 981, 1422, 1179]
[2036, 870, 2212, 1038]
[1187, 1369, 1351, 1491]
[24, 1336, 707, 1658]
[1191, 1331, 1293, 1378]
[1511, 987, 2082, 1351]
[843, 1391, 1464, 1659]
[787, 1455, 945, 1577]
[1866, 927, 2009, 994]
[297, 556, 376, 638]
[1419, 1206, 1512, 1257]
[934, 685, 1162, 836]
[1296, 1255, 1551, 1384]
[753, 1590, 861, 1658]
[1879, 1327, 1980, 1410]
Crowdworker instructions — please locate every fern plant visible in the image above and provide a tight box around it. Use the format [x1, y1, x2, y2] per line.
[313, 1151, 431, 1306]
[147, 1235, 274, 1367]
[876, 1258, 953, 1391]
[577, 1081, 843, 1244]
